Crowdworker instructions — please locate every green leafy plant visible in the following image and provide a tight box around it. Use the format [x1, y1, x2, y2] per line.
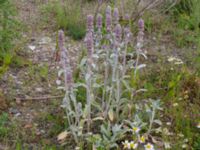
[122, 100, 163, 150]
[0, 0, 20, 75]
[88, 123, 126, 149]
[88, 100, 163, 150]
[0, 113, 10, 137]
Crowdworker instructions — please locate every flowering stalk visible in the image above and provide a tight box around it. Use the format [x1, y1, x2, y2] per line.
[59, 30, 72, 90]
[113, 8, 119, 25]
[106, 6, 112, 33]
[87, 15, 94, 33]
[122, 14, 132, 76]
[95, 14, 103, 48]
[85, 15, 94, 130]
[113, 24, 122, 119]
[58, 30, 83, 143]
[102, 6, 113, 117]
[112, 24, 121, 82]
[134, 18, 145, 78]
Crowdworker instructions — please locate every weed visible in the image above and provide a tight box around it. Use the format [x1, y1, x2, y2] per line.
[42, 0, 86, 40]
[0, 0, 21, 75]
[0, 113, 10, 137]
[38, 64, 49, 79]
[169, 0, 200, 47]
[193, 135, 200, 149]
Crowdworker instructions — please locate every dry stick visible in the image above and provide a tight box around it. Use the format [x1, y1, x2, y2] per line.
[132, 0, 141, 18]
[160, 0, 179, 14]
[15, 95, 63, 101]
[131, 0, 161, 22]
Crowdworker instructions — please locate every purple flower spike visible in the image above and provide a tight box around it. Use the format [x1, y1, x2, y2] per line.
[98, 0, 103, 4]
[106, 14, 112, 32]
[114, 24, 122, 42]
[124, 28, 132, 43]
[87, 15, 94, 32]
[96, 14, 103, 30]
[106, 6, 112, 32]
[124, 14, 130, 21]
[106, 6, 111, 16]
[137, 19, 145, 50]
[113, 8, 119, 24]
[58, 30, 65, 49]
[86, 32, 94, 57]
[138, 18, 144, 31]
[66, 71, 73, 89]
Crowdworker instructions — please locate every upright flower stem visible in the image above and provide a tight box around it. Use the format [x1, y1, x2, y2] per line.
[59, 30, 79, 134]
[86, 15, 94, 130]
[148, 107, 155, 135]
[102, 44, 109, 114]
[103, 6, 113, 117]
[112, 24, 122, 119]
[134, 52, 140, 78]
[122, 44, 128, 76]
[116, 69, 121, 120]
[103, 41, 113, 118]
[86, 64, 92, 131]
[122, 16, 131, 77]
[135, 18, 144, 79]
[64, 92, 72, 128]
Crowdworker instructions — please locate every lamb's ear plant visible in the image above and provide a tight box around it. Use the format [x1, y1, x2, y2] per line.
[57, 30, 86, 145]
[88, 123, 126, 149]
[57, 5, 166, 149]
[122, 100, 163, 149]
[88, 6, 147, 122]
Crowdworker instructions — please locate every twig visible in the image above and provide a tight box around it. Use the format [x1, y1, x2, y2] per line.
[131, 0, 142, 19]
[15, 95, 64, 101]
[131, 0, 161, 22]
[161, 0, 179, 14]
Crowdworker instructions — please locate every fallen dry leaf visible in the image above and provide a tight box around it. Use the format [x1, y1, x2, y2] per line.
[92, 116, 104, 121]
[57, 131, 70, 141]
[24, 124, 33, 129]
[108, 109, 114, 122]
